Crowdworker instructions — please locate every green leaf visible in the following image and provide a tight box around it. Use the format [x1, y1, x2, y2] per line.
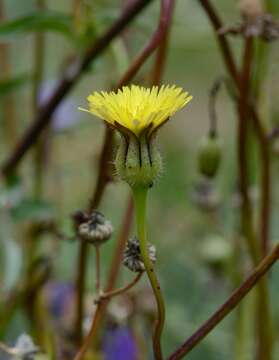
[0, 73, 31, 98]
[0, 11, 74, 39]
[10, 199, 55, 222]
[0, 175, 24, 208]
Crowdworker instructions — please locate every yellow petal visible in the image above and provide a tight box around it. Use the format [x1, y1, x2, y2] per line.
[80, 85, 192, 136]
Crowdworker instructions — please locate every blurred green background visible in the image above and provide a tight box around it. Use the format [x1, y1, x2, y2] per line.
[1, 0, 279, 359]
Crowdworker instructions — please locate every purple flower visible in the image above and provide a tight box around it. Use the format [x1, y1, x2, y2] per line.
[102, 326, 138, 360]
[44, 282, 75, 318]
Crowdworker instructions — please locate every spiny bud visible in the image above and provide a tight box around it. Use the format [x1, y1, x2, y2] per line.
[123, 236, 156, 273]
[197, 135, 222, 178]
[79, 85, 192, 190]
[115, 133, 162, 189]
[78, 210, 113, 245]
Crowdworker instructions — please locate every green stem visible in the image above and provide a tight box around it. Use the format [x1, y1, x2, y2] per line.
[132, 186, 165, 360]
[256, 278, 273, 360]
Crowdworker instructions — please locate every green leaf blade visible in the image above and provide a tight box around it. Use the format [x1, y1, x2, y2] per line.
[0, 11, 74, 39]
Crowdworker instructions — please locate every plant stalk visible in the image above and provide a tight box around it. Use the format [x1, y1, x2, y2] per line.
[1, 0, 155, 176]
[74, 0, 174, 344]
[168, 244, 279, 360]
[132, 186, 165, 360]
[95, 245, 101, 294]
[73, 255, 142, 360]
[0, 1, 17, 149]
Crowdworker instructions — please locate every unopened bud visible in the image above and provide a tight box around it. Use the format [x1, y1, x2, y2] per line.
[197, 135, 222, 178]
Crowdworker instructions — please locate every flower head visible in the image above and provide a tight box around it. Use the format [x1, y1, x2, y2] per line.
[80, 84, 192, 188]
[79, 84, 192, 137]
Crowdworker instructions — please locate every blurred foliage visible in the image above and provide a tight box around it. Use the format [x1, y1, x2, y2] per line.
[0, 0, 279, 359]
[0, 74, 31, 98]
[10, 198, 55, 223]
[0, 11, 73, 39]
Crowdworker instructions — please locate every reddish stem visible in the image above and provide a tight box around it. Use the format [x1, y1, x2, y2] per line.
[95, 246, 101, 294]
[167, 244, 279, 360]
[74, 0, 175, 347]
[74, 196, 134, 359]
[0, 1, 17, 148]
[238, 37, 260, 262]
[98, 272, 143, 300]
[74, 127, 113, 343]
[197, 0, 271, 258]
[151, 1, 175, 86]
[193, 2, 273, 358]
[1, 0, 154, 176]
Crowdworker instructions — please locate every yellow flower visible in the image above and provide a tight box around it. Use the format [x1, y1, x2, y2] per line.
[79, 84, 192, 137]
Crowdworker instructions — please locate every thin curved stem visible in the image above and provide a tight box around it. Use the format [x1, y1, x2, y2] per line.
[167, 244, 279, 360]
[1, 0, 154, 176]
[198, 0, 272, 259]
[74, 0, 174, 344]
[132, 186, 165, 360]
[33, 0, 46, 199]
[197, 2, 273, 359]
[238, 37, 260, 263]
[96, 272, 143, 302]
[150, 1, 175, 86]
[0, 1, 17, 149]
[74, 303, 102, 360]
[95, 246, 101, 294]
[73, 272, 142, 360]
[79, 195, 134, 350]
[239, 37, 272, 360]
[74, 196, 134, 357]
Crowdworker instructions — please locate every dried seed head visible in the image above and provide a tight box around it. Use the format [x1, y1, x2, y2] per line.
[260, 14, 279, 42]
[123, 236, 156, 273]
[78, 210, 113, 245]
[219, 14, 279, 42]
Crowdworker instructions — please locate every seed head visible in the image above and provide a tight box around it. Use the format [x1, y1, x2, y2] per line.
[123, 236, 156, 273]
[78, 210, 113, 245]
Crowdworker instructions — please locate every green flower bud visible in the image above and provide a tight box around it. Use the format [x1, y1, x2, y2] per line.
[115, 133, 162, 188]
[197, 135, 222, 178]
